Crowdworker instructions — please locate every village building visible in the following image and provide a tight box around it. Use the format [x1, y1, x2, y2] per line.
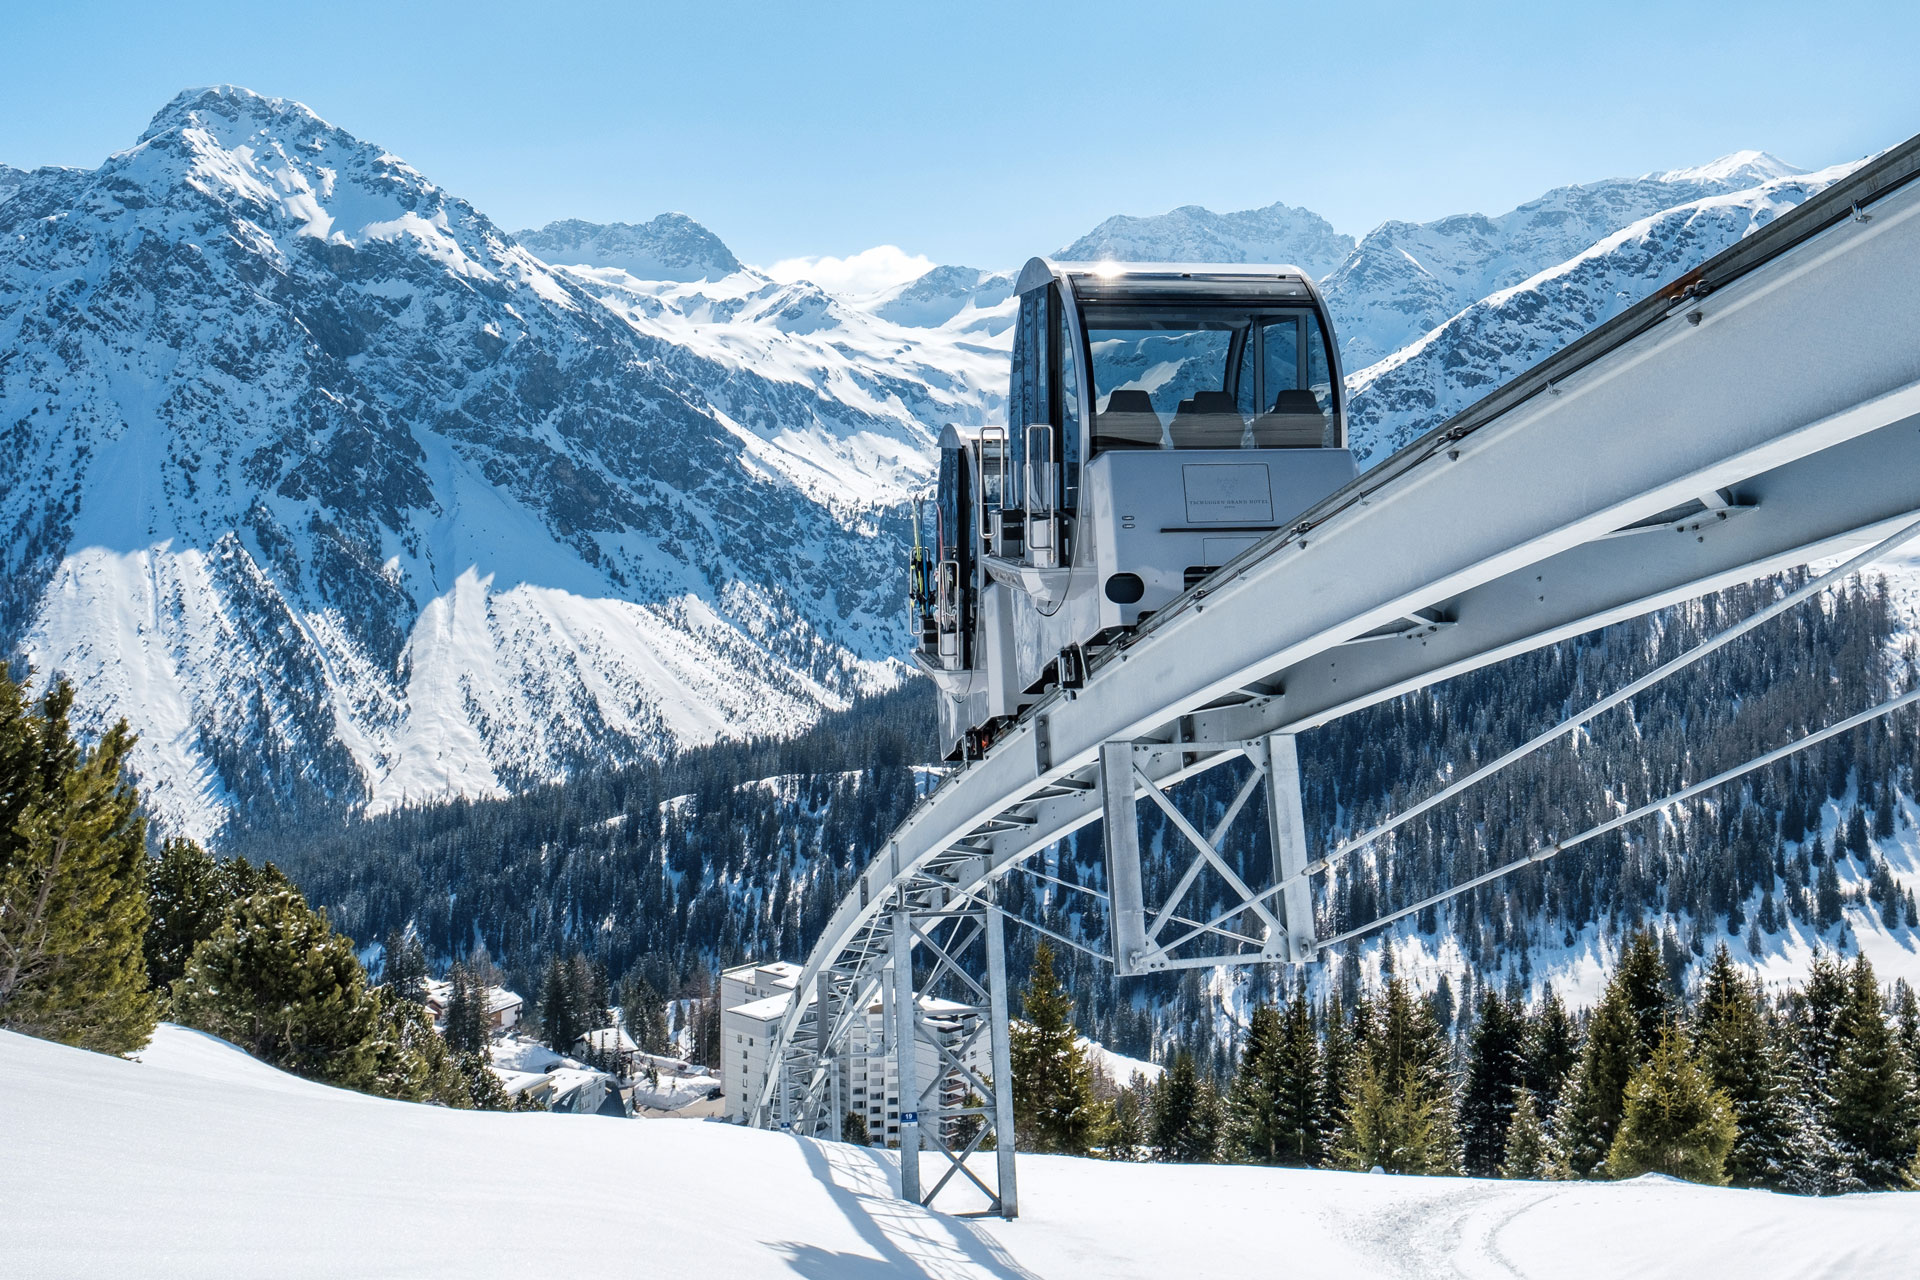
[720, 961, 987, 1146]
[422, 980, 524, 1035]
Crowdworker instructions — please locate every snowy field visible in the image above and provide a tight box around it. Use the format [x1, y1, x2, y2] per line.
[3, 1026, 1912, 1279]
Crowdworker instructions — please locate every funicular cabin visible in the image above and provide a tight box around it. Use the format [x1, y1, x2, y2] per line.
[912, 260, 1358, 760]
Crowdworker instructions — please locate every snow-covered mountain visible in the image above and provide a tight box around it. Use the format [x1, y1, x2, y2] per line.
[0, 87, 994, 839]
[1343, 159, 1854, 464]
[1058, 200, 1355, 279]
[862, 264, 1016, 332]
[525, 258, 1007, 510]
[1322, 152, 1806, 368]
[513, 213, 743, 282]
[0, 83, 1864, 845]
[1039, 153, 1848, 465]
[0, 164, 34, 207]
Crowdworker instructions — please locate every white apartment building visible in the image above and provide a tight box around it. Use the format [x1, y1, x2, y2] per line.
[720, 960, 988, 1146]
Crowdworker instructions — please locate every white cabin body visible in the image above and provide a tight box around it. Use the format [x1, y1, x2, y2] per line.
[912, 260, 1357, 759]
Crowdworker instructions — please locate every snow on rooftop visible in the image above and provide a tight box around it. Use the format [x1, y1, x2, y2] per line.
[730, 992, 794, 1022]
[6, 1024, 1915, 1278]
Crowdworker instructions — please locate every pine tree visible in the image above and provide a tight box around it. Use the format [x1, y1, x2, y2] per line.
[1827, 954, 1920, 1189]
[1894, 982, 1920, 1077]
[370, 990, 474, 1108]
[1106, 1081, 1147, 1161]
[1555, 931, 1670, 1176]
[1794, 950, 1850, 1078]
[1270, 986, 1326, 1165]
[1500, 1088, 1550, 1178]
[1606, 1021, 1736, 1184]
[381, 928, 429, 1005]
[1225, 992, 1324, 1166]
[563, 953, 608, 1040]
[458, 1049, 521, 1111]
[618, 970, 671, 1054]
[0, 669, 155, 1055]
[144, 839, 235, 998]
[538, 957, 581, 1051]
[444, 962, 491, 1055]
[1816, 855, 1844, 931]
[1786, 949, 1854, 1192]
[1334, 976, 1458, 1174]
[1460, 991, 1527, 1176]
[1320, 993, 1357, 1158]
[1524, 983, 1578, 1115]
[1336, 1057, 1450, 1175]
[1225, 1002, 1287, 1163]
[1692, 944, 1807, 1190]
[172, 886, 382, 1090]
[1009, 941, 1098, 1155]
[1150, 1051, 1222, 1163]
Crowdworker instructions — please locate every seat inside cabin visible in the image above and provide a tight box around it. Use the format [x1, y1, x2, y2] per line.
[1250, 388, 1330, 447]
[1093, 388, 1166, 451]
[1169, 390, 1247, 448]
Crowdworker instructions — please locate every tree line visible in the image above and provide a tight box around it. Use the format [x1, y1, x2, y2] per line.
[232, 680, 936, 1029]
[0, 662, 523, 1109]
[1013, 932, 1920, 1191]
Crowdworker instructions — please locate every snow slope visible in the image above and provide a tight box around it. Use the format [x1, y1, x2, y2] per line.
[3, 1024, 1911, 1279]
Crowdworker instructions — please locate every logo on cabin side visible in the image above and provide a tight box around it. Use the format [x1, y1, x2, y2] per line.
[1182, 464, 1274, 524]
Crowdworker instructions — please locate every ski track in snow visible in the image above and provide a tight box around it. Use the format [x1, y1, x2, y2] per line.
[3, 1024, 1913, 1280]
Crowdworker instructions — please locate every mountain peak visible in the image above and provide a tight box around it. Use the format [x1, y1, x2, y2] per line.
[138, 84, 330, 146]
[1649, 150, 1803, 188]
[514, 213, 743, 282]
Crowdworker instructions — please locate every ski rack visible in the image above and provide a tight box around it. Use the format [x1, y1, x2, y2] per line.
[750, 130, 1920, 1217]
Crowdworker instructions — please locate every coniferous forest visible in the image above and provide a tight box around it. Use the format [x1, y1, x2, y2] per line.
[0, 662, 528, 1111]
[241, 573, 1919, 1069]
[1010, 930, 1920, 1193]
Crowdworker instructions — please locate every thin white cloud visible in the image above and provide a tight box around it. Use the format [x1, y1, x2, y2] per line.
[764, 245, 934, 296]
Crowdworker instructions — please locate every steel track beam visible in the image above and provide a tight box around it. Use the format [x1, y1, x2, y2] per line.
[754, 136, 1920, 1139]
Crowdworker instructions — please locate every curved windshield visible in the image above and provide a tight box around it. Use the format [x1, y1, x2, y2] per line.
[1084, 305, 1336, 452]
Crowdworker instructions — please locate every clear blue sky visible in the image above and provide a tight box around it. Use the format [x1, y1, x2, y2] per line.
[2, 0, 1915, 271]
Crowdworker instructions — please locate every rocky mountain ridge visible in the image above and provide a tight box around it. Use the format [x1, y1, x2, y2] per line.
[513, 213, 743, 282]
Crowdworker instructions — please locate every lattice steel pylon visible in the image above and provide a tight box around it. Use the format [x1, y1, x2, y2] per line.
[1101, 733, 1315, 975]
[761, 874, 1020, 1217]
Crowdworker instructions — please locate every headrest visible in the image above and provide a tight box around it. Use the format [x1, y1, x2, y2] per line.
[1104, 389, 1157, 417]
[1270, 388, 1323, 416]
[1183, 390, 1240, 415]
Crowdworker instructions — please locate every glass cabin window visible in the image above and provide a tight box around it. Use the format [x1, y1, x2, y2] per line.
[1087, 304, 1336, 453]
[1050, 284, 1082, 512]
[1005, 290, 1051, 508]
